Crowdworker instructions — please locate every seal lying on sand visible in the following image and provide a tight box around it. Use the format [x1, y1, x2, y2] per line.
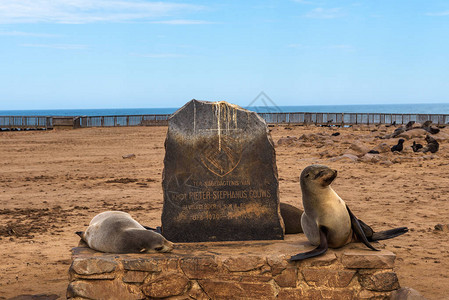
[420, 135, 439, 153]
[76, 211, 174, 253]
[290, 165, 408, 261]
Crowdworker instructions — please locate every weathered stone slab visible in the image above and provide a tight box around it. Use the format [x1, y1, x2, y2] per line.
[359, 271, 400, 292]
[142, 272, 189, 298]
[67, 280, 143, 300]
[161, 100, 284, 242]
[71, 257, 117, 275]
[341, 250, 396, 269]
[302, 269, 356, 288]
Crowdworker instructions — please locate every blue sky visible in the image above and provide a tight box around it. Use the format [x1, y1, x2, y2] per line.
[1, 0, 449, 110]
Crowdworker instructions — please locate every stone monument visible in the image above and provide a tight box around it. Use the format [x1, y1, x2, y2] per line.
[161, 99, 284, 242]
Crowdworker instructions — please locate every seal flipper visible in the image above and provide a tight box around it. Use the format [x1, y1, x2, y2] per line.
[346, 205, 379, 251]
[354, 214, 408, 241]
[75, 231, 86, 242]
[290, 226, 328, 261]
[371, 227, 408, 241]
[143, 225, 163, 235]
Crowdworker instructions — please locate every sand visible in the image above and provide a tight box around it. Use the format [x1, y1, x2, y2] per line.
[0, 124, 448, 299]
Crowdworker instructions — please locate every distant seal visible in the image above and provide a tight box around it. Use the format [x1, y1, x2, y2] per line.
[280, 202, 303, 234]
[411, 141, 423, 152]
[391, 139, 405, 152]
[290, 164, 408, 261]
[421, 135, 439, 153]
[76, 211, 174, 253]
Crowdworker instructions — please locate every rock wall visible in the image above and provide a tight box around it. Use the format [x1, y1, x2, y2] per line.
[68, 236, 401, 300]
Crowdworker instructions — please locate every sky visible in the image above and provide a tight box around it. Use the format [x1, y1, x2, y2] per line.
[1, 0, 449, 110]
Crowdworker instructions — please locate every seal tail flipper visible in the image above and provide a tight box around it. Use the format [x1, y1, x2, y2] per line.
[371, 227, 408, 241]
[75, 231, 85, 241]
[346, 205, 379, 251]
[357, 219, 374, 239]
[143, 225, 163, 235]
[355, 215, 408, 241]
[290, 226, 328, 261]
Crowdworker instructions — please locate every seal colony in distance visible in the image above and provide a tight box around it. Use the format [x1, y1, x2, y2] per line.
[291, 164, 408, 261]
[76, 211, 174, 254]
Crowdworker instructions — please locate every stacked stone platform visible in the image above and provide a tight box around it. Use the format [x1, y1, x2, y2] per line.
[68, 235, 400, 299]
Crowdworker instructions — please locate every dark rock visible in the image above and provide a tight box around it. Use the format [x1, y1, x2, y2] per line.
[434, 224, 449, 232]
[161, 100, 284, 242]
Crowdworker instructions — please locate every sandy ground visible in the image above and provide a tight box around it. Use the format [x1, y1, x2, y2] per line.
[1, 124, 449, 299]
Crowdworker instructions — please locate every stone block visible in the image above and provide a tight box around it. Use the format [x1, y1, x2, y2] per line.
[302, 289, 356, 299]
[122, 257, 161, 272]
[359, 271, 400, 292]
[70, 257, 117, 275]
[341, 250, 396, 269]
[276, 288, 303, 299]
[267, 255, 288, 275]
[274, 267, 298, 288]
[199, 279, 276, 300]
[67, 280, 143, 300]
[188, 281, 210, 300]
[299, 252, 337, 267]
[223, 255, 265, 272]
[142, 272, 189, 298]
[122, 271, 148, 283]
[180, 256, 219, 279]
[302, 268, 356, 288]
[357, 289, 390, 300]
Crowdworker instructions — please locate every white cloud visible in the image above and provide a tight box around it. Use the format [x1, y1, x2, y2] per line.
[425, 10, 449, 17]
[21, 43, 88, 50]
[0, 30, 60, 37]
[148, 19, 215, 25]
[0, 0, 205, 24]
[304, 7, 344, 19]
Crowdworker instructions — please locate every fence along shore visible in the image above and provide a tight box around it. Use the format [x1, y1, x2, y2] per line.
[1, 112, 449, 130]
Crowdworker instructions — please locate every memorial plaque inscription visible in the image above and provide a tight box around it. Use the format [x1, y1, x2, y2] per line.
[161, 100, 284, 242]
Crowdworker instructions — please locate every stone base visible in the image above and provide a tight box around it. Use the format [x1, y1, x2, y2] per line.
[68, 235, 400, 300]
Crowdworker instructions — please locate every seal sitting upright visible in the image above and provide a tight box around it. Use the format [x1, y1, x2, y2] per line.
[76, 211, 174, 254]
[291, 165, 408, 261]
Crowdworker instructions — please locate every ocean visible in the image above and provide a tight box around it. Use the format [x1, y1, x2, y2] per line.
[1, 103, 449, 116]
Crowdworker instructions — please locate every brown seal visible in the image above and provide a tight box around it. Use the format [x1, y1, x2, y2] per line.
[76, 211, 174, 253]
[290, 164, 408, 261]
